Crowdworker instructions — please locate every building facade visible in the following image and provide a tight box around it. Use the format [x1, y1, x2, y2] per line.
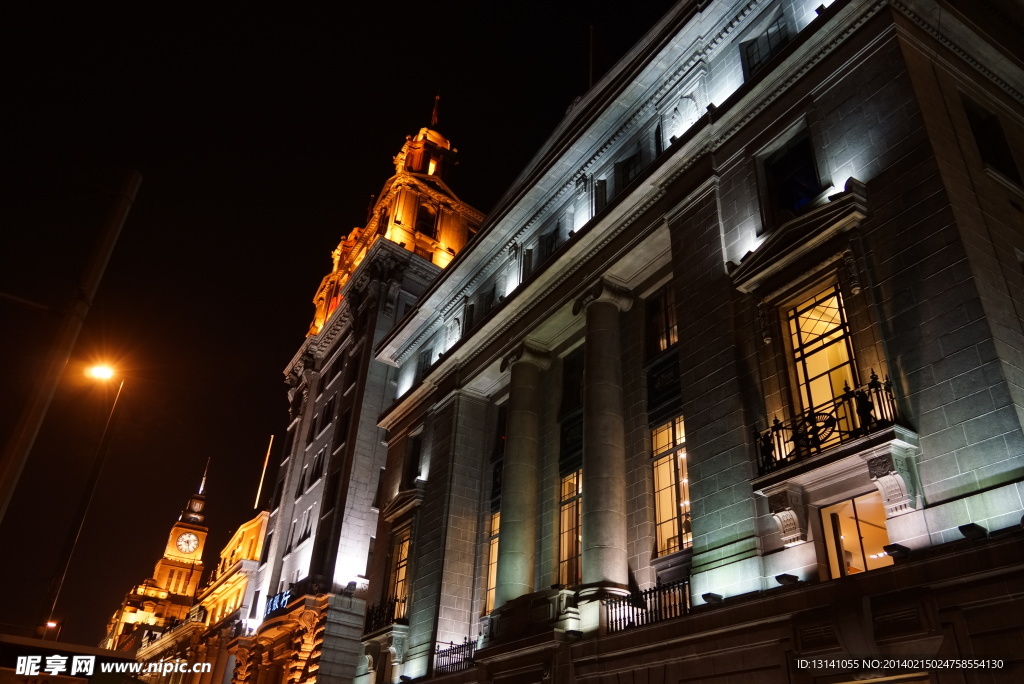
[357, 1, 1024, 683]
[231, 128, 484, 684]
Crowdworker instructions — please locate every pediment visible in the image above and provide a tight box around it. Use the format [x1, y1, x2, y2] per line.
[731, 177, 867, 294]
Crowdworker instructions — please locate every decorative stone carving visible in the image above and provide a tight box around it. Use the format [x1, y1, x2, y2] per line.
[445, 317, 461, 345]
[576, 175, 588, 199]
[757, 300, 773, 345]
[389, 633, 406, 664]
[571, 279, 633, 315]
[764, 483, 808, 545]
[865, 451, 917, 517]
[843, 248, 862, 296]
[499, 342, 551, 373]
[384, 281, 402, 318]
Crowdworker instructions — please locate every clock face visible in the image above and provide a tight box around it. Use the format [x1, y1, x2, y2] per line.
[176, 532, 199, 554]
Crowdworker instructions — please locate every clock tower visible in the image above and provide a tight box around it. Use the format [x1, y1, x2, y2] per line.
[101, 476, 210, 651]
[153, 486, 208, 597]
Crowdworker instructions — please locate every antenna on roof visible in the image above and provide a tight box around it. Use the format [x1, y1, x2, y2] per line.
[254, 435, 274, 509]
[198, 457, 210, 495]
[430, 93, 440, 128]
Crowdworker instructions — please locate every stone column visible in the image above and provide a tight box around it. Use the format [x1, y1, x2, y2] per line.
[572, 280, 631, 597]
[494, 343, 550, 609]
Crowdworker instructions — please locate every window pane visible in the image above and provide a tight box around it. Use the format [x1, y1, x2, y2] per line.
[651, 417, 691, 556]
[559, 470, 582, 586]
[820, 491, 892, 579]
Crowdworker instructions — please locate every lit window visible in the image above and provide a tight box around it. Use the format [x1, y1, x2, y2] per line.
[820, 491, 892, 578]
[389, 526, 412, 619]
[484, 512, 500, 613]
[788, 283, 856, 431]
[558, 470, 583, 587]
[742, 13, 789, 77]
[647, 286, 679, 356]
[652, 417, 691, 556]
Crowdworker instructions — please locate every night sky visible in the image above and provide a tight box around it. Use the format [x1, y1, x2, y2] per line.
[0, 1, 674, 645]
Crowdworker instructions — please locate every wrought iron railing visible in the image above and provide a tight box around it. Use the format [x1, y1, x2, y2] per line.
[605, 578, 690, 634]
[434, 637, 476, 675]
[363, 597, 407, 634]
[753, 371, 898, 476]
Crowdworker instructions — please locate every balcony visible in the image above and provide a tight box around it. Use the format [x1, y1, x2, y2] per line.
[753, 372, 898, 477]
[605, 577, 690, 634]
[434, 638, 476, 675]
[363, 597, 406, 635]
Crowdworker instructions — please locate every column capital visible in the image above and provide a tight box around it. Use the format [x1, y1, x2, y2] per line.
[500, 342, 551, 372]
[572, 279, 633, 315]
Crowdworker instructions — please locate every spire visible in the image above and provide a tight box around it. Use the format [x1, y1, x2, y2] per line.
[198, 457, 210, 495]
[430, 93, 440, 128]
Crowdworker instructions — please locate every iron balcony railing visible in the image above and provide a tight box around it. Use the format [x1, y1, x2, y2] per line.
[434, 638, 476, 675]
[605, 577, 690, 634]
[363, 597, 407, 634]
[754, 371, 898, 476]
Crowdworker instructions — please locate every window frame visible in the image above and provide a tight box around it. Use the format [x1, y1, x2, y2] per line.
[558, 469, 583, 587]
[651, 416, 691, 558]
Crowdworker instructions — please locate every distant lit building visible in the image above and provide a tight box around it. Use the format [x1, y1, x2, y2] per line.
[229, 127, 483, 684]
[103, 485, 208, 651]
[353, 1, 1024, 683]
[134, 511, 268, 684]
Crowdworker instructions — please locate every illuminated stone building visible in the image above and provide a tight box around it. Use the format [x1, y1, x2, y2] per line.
[231, 127, 484, 684]
[103, 486, 209, 651]
[134, 511, 268, 684]
[356, 1, 1024, 683]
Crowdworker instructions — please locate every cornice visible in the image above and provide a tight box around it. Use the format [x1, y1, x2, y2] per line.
[891, 0, 1024, 105]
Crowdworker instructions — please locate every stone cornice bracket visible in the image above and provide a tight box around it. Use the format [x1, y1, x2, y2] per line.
[571, 279, 633, 316]
[762, 482, 808, 546]
[864, 451, 919, 518]
[499, 342, 551, 373]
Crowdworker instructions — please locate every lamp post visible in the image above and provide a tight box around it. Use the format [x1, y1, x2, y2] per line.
[42, 366, 125, 634]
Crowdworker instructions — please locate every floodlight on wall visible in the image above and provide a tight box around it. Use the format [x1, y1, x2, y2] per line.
[883, 543, 910, 560]
[701, 592, 723, 605]
[775, 573, 799, 586]
[400, 677, 412, 683]
[958, 523, 988, 541]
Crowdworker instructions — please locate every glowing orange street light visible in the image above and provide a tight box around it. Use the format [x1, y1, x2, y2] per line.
[85, 365, 115, 380]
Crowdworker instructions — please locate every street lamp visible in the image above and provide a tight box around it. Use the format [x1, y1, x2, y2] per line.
[43, 620, 63, 642]
[43, 366, 126, 635]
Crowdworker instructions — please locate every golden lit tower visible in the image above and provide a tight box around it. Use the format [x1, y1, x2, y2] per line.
[308, 126, 479, 335]
[238, 119, 483, 684]
[101, 479, 208, 651]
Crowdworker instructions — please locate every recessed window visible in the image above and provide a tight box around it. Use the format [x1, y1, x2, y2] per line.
[742, 13, 789, 77]
[558, 469, 583, 587]
[415, 203, 438, 239]
[388, 526, 412, 619]
[616, 150, 643, 191]
[652, 417, 691, 556]
[763, 130, 823, 226]
[963, 97, 1022, 185]
[820, 491, 892, 578]
[647, 286, 679, 357]
[484, 511, 500, 613]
